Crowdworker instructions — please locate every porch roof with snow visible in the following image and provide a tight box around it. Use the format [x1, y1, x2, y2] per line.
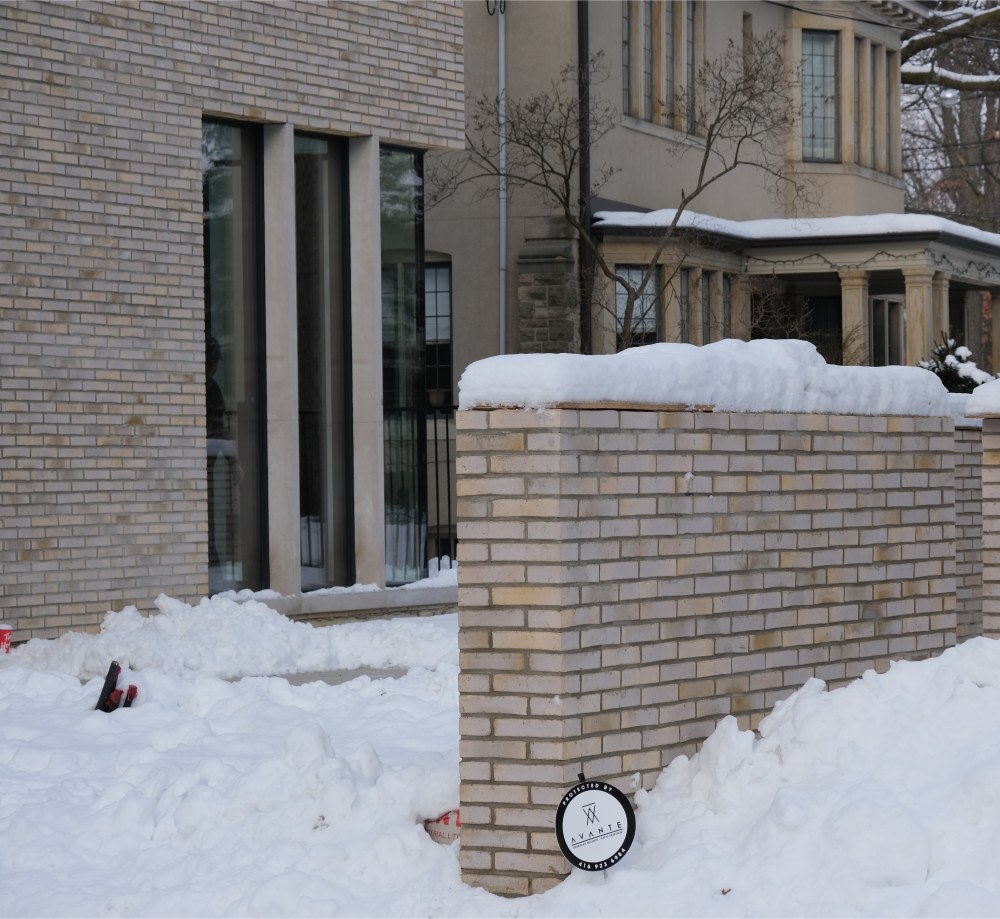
[592, 209, 1000, 286]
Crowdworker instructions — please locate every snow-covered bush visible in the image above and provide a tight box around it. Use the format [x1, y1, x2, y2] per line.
[918, 334, 994, 393]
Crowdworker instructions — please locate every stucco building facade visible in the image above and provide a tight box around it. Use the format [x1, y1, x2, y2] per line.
[426, 0, 1000, 379]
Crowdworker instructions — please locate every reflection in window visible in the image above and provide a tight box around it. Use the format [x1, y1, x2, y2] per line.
[802, 30, 839, 162]
[295, 133, 352, 591]
[679, 267, 692, 342]
[700, 271, 712, 344]
[202, 119, 266, 593]
[622, 0, 700, 133]
[381, 148, 427, 585]
[425, 263, 453, 407]
[723, 274, 733, 339]
[616, 264, 660, 349]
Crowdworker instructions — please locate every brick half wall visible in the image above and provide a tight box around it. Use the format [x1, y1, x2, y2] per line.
[456, 406, 958, 895]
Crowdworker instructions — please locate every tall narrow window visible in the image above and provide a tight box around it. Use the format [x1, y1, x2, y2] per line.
[380, 148, 427, 585]
[722, 273, 733, 339]
[685, 0, 697, 130]
[854, 37, 864, 165]
[641, 1, 654, 120]
[622, 0, 698, 132]
[616, 265, 660, 349]
[679, 267, 692, 343]
[622, 2, 633, 116]
[295, 133, 352, 591]
[700, 271, 712, 344]
[425, 263, 453, 406]
[870, 43, 879, 168]
[886, 50, 898, 174]
[802, 30, 839, 162]
[664, 1, 675, 124]
[202, 119, 267, 593]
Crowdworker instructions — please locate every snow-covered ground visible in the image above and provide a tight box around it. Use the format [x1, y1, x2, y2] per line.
[3, 590, 1000, 917]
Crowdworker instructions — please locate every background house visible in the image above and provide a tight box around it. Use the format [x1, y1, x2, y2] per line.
[1, 1, 464, 639]
[426, 0, 1000, 377]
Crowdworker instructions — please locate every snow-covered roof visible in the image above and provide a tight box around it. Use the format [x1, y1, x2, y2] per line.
[593, 209, 1000, 254]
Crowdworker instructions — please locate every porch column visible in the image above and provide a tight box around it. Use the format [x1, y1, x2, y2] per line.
[903, 267, 935, 366]
[728, 274, 751, 339]
[985, 289, 998, 374]
[838, 269, 869, 365]
[932, 273, 950, 347]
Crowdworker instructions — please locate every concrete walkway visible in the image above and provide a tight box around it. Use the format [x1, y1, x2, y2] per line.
[282, 668, 407, 686]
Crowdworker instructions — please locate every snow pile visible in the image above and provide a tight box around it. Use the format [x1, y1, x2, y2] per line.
[459, 339, 949, 416]
[0, 660, 464, 917]
[4, 600, 1000, 915]
[11, 594, 458, 681]
[967, 376, 1000, 417]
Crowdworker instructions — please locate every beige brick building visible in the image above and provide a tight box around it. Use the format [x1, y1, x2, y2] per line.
[0, 1, 464, 638]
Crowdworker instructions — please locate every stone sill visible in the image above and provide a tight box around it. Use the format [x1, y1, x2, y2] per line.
[259, 585, 457, 626]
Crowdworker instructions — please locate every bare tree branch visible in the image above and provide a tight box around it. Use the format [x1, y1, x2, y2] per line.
[428, 32, 805, 351]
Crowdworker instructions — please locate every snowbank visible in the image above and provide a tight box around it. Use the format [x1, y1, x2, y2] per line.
[4, 603, 1000, 915]
[11, 594, 458, 682]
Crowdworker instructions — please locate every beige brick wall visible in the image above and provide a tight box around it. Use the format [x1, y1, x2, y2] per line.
[456, 406, 959, 895]
[981, 419, 1000, 635]
[0, 1, 464, 638]
[955, 425, 984, 640]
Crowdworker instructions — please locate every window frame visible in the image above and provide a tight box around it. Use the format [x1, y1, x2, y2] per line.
[615, 263, 661, 349]
[801, 29, 840, 163]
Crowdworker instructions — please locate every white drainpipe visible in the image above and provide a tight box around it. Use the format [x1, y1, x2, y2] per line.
[498, 3, 507, 354]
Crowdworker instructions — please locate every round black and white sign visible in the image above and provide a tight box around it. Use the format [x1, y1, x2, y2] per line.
[554, 780, 636, 871]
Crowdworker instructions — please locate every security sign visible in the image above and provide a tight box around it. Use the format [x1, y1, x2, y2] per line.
[554, 780, 636, 871]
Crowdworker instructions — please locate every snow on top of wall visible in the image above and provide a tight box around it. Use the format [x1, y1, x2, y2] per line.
[965, 377, 1000, 417]
[593, 208, 1000, 251]
[458, 339, 950, 416]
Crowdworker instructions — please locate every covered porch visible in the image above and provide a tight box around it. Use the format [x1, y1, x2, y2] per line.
[593, 209, 1000, 369]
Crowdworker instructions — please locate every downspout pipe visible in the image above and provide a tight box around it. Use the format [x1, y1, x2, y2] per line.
[577, 0, 592, 354]
[498, 4, 508, 354]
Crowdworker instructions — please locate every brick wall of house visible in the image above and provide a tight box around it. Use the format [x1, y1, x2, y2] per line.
[0, 1, 463, 638]
[456, 405, 959, 896]
[955, 424, 984, 640]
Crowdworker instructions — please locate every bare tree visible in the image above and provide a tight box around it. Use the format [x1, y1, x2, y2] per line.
[902, 1, 1000, 231]
[429, 31, 805, 352]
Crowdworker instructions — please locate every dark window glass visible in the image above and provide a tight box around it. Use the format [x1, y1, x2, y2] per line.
[425, 263, 453, 406]
[202, 120, 267, 593]
[381, 148, 427, 585]
[295, 133, 352, 590]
